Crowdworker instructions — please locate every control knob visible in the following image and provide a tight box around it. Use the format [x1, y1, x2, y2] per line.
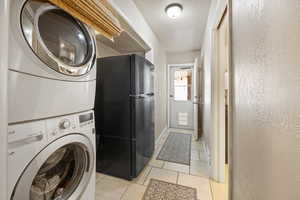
[59, 119, 71, 130]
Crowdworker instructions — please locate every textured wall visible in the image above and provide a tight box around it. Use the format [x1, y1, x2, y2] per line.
[167, 50, 201, 65]
[153, 46, 167, 139]
[232, 0, 300, 199]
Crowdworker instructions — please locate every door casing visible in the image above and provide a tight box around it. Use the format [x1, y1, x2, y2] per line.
[193, 58, 200, 140]
[211, 3, 231, 187]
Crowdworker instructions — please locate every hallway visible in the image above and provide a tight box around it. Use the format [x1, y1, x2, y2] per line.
[95, 129, 213, 200]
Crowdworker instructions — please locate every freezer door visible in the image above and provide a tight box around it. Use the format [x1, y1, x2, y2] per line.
[130, 55, 154, 95]
[144, 59, 155, 95]
[95, 56, 131, 139]
[132, 96, 154, 177]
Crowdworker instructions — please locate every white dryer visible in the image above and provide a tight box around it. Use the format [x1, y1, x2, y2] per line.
[8, 110, 96, 200]
[8, 0, 97, 123]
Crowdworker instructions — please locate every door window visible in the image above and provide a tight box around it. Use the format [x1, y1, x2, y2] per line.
[174, 69, 193, 101]
[38, 10, 89, 66]
[30, 143, 86, 200]
[21, 0, 95, 76]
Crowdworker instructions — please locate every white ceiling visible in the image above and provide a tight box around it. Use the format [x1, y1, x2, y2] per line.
[133, 0, 211, 53]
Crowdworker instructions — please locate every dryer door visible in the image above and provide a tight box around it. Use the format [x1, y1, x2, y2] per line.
[21, 0, 96, 76]
[11, 134, 94, 200]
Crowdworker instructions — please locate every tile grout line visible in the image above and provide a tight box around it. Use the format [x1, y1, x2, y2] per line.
[119, 184, 130, 200]
[142, 166, 153, 185]
[209, 179, 215, 200]
[162, 165, 190, 174]
[190, 174, 209, 179]
[161, 161, 166, 169]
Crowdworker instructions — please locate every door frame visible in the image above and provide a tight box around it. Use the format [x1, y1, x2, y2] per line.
[0, 0, 9, 199]
[211, 2, 231, 185]
[199, 56, 205, 140]
[167, 63, 196, 130]
[193, 58, 200, 140]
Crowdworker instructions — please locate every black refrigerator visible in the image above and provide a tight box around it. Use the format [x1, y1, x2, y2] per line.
[95, 54, 155, 180]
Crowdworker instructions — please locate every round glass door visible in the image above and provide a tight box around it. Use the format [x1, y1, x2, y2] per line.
[21, 0, 96, 76]
[11, 135, 94, 200]
[30, 144, 86, 200]
[38, 10, 89, 67]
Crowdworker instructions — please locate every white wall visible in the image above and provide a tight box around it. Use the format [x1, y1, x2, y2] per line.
[0, 0, 9, 199]
[96, 40, 145, 58]
[108, 0, 168, 139]
[200, 0, 227, 176]
[96, 41, 121, 58]
[167, 50, 201, 65]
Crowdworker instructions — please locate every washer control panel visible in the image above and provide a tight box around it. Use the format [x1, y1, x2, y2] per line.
[59, 119, 71, 130]
[78, 112, 94, 127]
[47, 116, 76, 139]
[46, 111, 95, 140]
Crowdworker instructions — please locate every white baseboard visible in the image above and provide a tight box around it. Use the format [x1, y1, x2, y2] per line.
[155, 126, 168, 144]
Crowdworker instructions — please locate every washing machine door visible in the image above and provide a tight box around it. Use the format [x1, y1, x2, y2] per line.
[11, 134, 94, 200]
[21, 0, 96, 76]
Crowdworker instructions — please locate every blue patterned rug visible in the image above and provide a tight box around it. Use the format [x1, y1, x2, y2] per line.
[157, 132, 191, 165]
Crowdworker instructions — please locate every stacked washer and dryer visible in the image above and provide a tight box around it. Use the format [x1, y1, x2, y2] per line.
[8, 0, 97, 200]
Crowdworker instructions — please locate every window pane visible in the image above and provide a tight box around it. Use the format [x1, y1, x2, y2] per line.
[174, 69, 192, 101]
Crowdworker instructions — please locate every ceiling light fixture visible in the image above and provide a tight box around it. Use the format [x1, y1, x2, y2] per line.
[165, 3, 183, 19]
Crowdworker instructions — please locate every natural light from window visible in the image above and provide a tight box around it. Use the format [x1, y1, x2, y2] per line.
[174, 69, 192, 101]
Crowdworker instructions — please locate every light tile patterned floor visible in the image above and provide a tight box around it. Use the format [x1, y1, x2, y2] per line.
[96, 129, 212, 200]
[210, 165, 228, 200]
[163, 162, 190, 174]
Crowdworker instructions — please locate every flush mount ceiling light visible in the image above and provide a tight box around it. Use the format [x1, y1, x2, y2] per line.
[165, 3, 183, 19]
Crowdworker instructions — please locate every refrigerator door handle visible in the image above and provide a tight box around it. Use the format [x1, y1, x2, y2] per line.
[129, 94, 145, 99]
[146, 93, 154, 96]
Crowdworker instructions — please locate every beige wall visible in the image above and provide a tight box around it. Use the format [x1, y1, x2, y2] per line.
[231, 0, 300, 199]
[167, 50, 201, 64]
[108, 0, 168, 139]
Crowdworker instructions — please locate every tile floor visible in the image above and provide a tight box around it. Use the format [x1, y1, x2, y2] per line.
[209, 165, 229, 200]
[95, 129, 212, 200]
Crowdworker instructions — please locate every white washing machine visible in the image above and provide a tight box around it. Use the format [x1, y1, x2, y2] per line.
[8, 0, 97, 123]
[8, 110, 96, 200]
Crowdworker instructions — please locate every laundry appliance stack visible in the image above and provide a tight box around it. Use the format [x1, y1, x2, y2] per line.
[7, 0, 97, 199]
